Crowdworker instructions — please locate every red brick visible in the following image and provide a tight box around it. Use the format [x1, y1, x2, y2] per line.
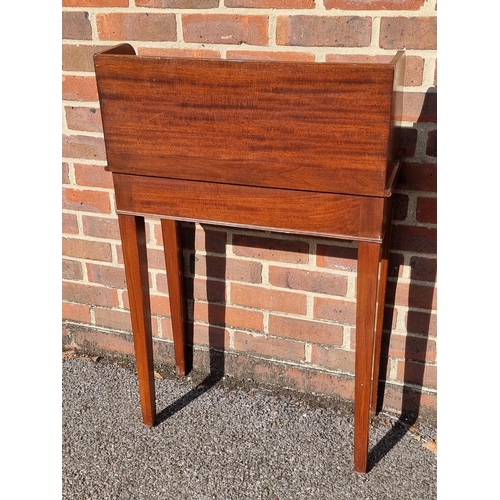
[192, 324, 229, 349]
[191, 255, 262, 283]
[183, 14, 268, 46]
[137, 47, 220, 59]
[325, 0, 424, 9]
[62, 44, 108, 73]
[409, 256, 436, 283]
[406, 310, 437, 337]
[233, 331, 305, 362]
[71, 327, 135, 356]
[316, 244, 357, 272]
[393, 193, 409, 221]
[63, 0, 129, 5]
[416, 197, 437, 224]
[65, 106, 103, 133]
[391, 225, 436, 254]
[268, 266, 348, 296]
[63, 259, 83, 280]
[232, 234, 309, 263]
[86, 263, 127, 288]
[62, 301, 92, 324]
[284, 366, 354, 400]
[62, 213, 79, 235]
[276, 16, 371, 47]
[150, 294, 172, 317]
[63, 162, 70, 184]
[82, 215, 121, 240]
[62, 11, 92, 40]
[397, 91, 437, 123]
[380, 16, 437, 50]
[136, 0, 218, 6]
[62, 75, 99, 102]
[386, 333, 436, 362]
[74, 163, 113, 189]
[310, 345, 355, 373]
[62, 187, 111, 214]
[225, 0, 314, 7]
[192, 301, 264, 331]
[386, 281, 437, 310]
[63, 281, 118, 307]
[426, 129, 437, 157]
[192, 226, 227, 254]
[62, 237, 113, 262]
[97, 13, 177, 41]
[190, 278, 227, 303]
[94, 307, 133, 332]
[398, 126, 418, 158]
[381, 383, 436, 418]
[159, 317, 174, 340]
[268, 315, 343, 345]
[396, 162, 437, 192]
[226, 50, 315, 62]
[314, 297, 356, 325]
[397, 359, 436, 389]
[231, 283, 307, 315]
[63, 135, 107, 161]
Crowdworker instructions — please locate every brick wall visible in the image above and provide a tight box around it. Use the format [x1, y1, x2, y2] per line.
[62, 0, 437, 422]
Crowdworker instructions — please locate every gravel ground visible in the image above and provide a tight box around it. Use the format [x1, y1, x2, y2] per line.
[62, 355, 437, 500]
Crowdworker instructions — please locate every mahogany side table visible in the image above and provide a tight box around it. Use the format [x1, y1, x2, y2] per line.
[94, 44, 405, 473]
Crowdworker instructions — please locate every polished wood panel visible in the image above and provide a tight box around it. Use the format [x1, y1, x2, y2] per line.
[94, 44, 404, 197]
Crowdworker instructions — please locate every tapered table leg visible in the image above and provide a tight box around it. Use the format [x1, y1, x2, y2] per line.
[354, 240, 382, 473]
[161, 219, 187, 376]
[118, 214, 156, 427]
[370, 224, 392, 416]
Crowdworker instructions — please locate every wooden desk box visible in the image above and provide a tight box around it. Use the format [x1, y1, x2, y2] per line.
[94, 44, 405, 473]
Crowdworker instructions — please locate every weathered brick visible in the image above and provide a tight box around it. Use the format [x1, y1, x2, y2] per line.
[63, 281, 118, 307]
[380, 16, 437, 50]
[94, 307, 133, 332]
[386, 333, 436, 362]
[192, 324, 229, 349]
[62, 187, 111, 214]
[398, 91, 437, 122]
[276, 15, 371, 47]
[62, 44, 110, 72]
[62, 213, 79, 235]
[62, 135, 107, 161]
[192, 301, 264, 331]
[316, 244, 357, 272]
[62, 301, 92, 324]
[396, 162, 437, 192]
[190, 255, 262, 283]
[314, 297, 356, 325]
[268, 266, 348, 296]
[86, 263, 127, 288]
[82, 215, 121, 240]
[63, 0, 129, 6]
[393, 193, 409, 221]
[226, 50, 315, 62]
[65, 106, 103, 133]
[183, 14, 268, 46]
[62, 237, 113, 262]
[62, 11, 92, 40]
[137, 47, 220, 59]
[310, 345, 355, 373]
[136, 0, 217, 6]
[225, 0, 314, 7]
[325, 0, 424, 9]
[62, 75, 98, 102]
[409, 256, 436, 283]
[231, 283, 307, 315]
[268, 315, 343, 345]
[426, 129, 437, 157]
[63, 259, 83, 280]
[386, 281, 436, 311]
[406, 310, 437, 336]
[233, 331, 305, 362]
[96, 13, 177, 41]
[416, 197, 437, 224]
[189, 277, 227, 303]
[63, 162, 70, 184]
[391, 225, 436, 254]
[74, 163, 113, 189]
[232, 234, 309, 263]
[397, 359, 437, 389]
